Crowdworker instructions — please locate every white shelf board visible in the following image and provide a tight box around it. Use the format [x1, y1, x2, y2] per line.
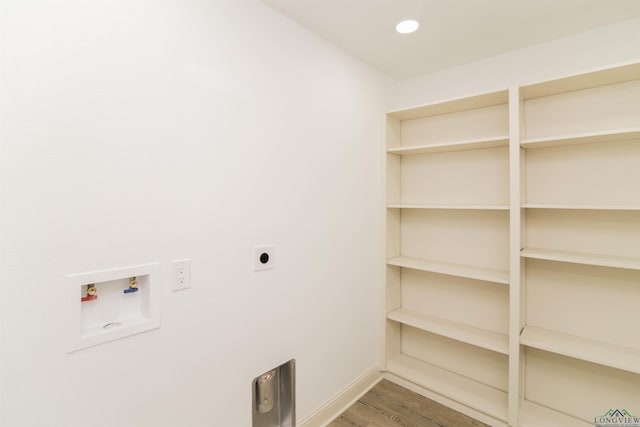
[387, 90, 508, 120]
[387, 204, 509, 210]
[520, 326, 640, 375]
[387, 256, 509, 285]
[519, 400, 591, 427]
[388, 136, 509, 155]
[522, 204, 640, 211]
[520, 61, 640, 100]
[521, 248, 640, 271]
[521, 127, 640, 149]
[387, 309, 509, 355]
[387, 354, 508, 422]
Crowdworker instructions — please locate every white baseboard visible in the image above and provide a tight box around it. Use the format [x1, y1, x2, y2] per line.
[298, 365, 383, 427]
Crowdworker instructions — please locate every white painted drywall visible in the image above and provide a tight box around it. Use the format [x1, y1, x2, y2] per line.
[0, 1, 392, 426]
[395, 17, 640, 109]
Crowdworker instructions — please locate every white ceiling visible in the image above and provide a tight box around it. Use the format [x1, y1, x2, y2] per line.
[262, 0, 640, 80]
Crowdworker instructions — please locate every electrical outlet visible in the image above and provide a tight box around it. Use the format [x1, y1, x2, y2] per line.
[172, 259, 191, 291]
[254, 245, 274, 271]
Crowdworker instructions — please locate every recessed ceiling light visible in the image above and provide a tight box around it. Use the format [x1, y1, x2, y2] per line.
[396, 19, 420, 34]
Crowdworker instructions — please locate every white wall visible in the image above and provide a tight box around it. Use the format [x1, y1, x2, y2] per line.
[395, 17, 640, 109]
[0, 1, 392, 426]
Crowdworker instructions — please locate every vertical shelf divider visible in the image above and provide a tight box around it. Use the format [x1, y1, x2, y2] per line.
[508, 86, 523, 426]
[383, 91, 511, 426]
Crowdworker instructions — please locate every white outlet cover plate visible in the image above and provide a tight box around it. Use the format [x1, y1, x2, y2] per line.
[254, 245, 275, 271]
[172, 259, 191, 291]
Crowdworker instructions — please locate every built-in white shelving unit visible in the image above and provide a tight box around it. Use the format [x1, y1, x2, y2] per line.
[384, 61, 640, 427]
[516, 61, 640, 426]
[385, 89, 511, 427]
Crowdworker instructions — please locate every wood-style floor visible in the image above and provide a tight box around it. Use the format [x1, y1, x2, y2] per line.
[328, 379, 490, 427]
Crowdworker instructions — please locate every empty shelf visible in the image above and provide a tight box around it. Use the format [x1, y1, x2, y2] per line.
[387, 256, 509, 284]
[521, 127, 640, 149]
[387, 90, 508, 120]
[387, 309, 508, 354]
[519, 400, 591, 427]
[387, 136, 508, 155]
[522, 204, 640, 210]
[520, 326, 640, 375]
[520, 62, 640, 99]
[521, 248, 640, 270]
[387, 354, 508, 422]
[387, 204, 509, 210]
